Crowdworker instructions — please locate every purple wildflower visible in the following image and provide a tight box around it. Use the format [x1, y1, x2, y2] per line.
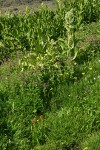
[27, 71, 31, 75]
[21, 78, 26, 81]
[7, 71, 10, 75]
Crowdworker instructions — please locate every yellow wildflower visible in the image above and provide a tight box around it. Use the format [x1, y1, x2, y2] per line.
[73, 77, 77, 80]
[59, 74, 63, 76]
[21, 67, 24, 72]
[89, 67, 92, 70]
[82, 72, 85, 75]
[83, 147, 88, 150]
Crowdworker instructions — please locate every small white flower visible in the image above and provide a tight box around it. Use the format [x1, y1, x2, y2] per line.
[8, 139, 11, 143]
[74, 62, 77, 65]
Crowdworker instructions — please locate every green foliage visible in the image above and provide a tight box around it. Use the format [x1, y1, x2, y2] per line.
[81, 132, 100, 150]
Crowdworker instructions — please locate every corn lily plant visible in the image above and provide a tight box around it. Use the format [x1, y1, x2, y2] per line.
[65, 8, 77, 59]
[64, 1, 83, 60]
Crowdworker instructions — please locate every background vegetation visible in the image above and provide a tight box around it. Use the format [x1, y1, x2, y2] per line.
[0, 0, 100, 149]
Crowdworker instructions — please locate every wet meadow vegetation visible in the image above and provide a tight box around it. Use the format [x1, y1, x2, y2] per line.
[0, 0, 100, 149]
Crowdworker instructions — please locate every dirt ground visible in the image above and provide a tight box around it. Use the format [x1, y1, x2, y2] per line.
[0, 0, 55, 14]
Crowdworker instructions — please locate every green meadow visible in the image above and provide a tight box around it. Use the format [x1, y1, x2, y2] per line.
[0, 0, 100, 149]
